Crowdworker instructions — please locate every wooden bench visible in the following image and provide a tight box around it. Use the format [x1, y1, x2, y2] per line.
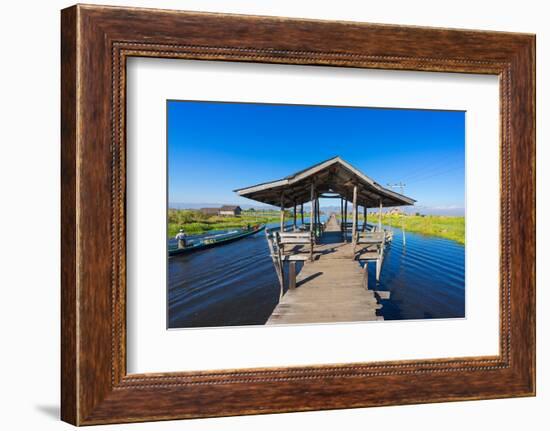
[277, 231, 314, 262]
[354, 231, 386, 280]
[355, 231, 385, 246]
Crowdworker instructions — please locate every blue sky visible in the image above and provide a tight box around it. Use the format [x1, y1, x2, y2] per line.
[167, 101, 465, 215]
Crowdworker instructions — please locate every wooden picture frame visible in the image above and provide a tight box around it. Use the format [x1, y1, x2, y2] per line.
[61, 4, 535, 425]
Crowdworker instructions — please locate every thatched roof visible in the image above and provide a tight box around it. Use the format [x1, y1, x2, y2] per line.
[234, 156, 415, 208]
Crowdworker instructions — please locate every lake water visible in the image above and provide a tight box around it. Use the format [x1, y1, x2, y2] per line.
[168, 220, 465, 328]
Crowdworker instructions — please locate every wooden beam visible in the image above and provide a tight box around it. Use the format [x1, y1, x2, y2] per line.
[318, 194, 341, 199]
[378, 199, 382, 231]
[293, 202, 297, 229]
[316, 198, 320, 235]
[352, 185, 358, 247]
[310, 183, 314, 237]
[280, 192, 285, 232]
[300, 203, 304, 225]
[289, 261, 296, 290]
[343, 198, 348, 243]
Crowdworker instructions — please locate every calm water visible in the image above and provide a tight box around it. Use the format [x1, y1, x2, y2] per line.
[168, 220, 465, 328]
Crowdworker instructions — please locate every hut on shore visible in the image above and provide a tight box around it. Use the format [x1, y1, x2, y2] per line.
[219, 205, 242, 216]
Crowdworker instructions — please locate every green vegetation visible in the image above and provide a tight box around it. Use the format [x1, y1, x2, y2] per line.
[168, 208, 284, 237]
[373, 214, 465, 245]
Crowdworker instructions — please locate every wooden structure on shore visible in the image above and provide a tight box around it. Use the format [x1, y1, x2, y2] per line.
[234, 156, 415, 324]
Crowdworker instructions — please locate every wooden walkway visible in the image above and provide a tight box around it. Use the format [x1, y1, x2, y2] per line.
[266, 214, 383, 325]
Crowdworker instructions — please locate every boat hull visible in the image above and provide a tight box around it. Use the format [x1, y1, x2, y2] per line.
[169, 225, 266, 256]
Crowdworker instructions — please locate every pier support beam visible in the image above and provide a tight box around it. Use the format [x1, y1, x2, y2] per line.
[378, 200, 383, 231]
[340, 197, 344, 231]
[293, 202, 297, 230]
[300, 203, 304, 225]
[352, 185, 358, 247]
[363, 205, 367, 231]
[343, 198, 348, 242]
[310, 183, 315, 239]
[316, 198, 320, 235]
[280, 192, 285, 232]
[289, 261, 296, 290]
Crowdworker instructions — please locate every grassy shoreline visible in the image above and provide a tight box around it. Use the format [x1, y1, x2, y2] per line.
[375, 214, 465, 245]
[168, 209, 283, 237]
[170, 209, 464, 245]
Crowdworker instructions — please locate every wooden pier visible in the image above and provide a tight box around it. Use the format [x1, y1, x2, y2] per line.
[267, 216, 382, 325]
[267, 215, 383, 324]
[234, 156, 415, 325]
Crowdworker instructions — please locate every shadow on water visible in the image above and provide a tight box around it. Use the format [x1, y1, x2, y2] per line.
[168, 220, 465, 328]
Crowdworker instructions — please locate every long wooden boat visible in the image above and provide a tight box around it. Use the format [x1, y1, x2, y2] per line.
[169, 224, 266, 256]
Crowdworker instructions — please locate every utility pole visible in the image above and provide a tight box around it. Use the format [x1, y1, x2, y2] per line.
[387, 182, 407, 246]
[387, 182, 406, 196]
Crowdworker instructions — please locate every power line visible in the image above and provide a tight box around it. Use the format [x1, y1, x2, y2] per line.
[386, 182, 407, 246]
[405, 164, 463, 184]
[386, 182, 406, 195]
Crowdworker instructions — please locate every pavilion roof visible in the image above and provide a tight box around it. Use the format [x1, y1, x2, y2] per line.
[234, 156, 415, 208]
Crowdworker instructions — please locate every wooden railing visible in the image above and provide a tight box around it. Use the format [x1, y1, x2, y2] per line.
[265, 229, 315, 300]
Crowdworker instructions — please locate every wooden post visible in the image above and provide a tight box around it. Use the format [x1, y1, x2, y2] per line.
[316, 198, 320, 235]
[289, 261, 296, 289]
[280, 192, 285, 232]
[340, 197, 344, 230]
[343, 198, 348, 242]
[293, 202, 297, 230]
[309, 183, 315, 260]
[313, 198, 317, 237]
[300, 203, 304, 225]
[351, 185, 358, 247]
[310, 183, 314, 237]
[266, 229, 284, 299]
[376, 237, 385, 281]
[363, 205, 367, 231]
[363, 262, 369, 290]
[378, 200, 383, 231]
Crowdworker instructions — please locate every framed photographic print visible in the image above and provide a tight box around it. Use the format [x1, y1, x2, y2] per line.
[61, 4, 535, 425]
